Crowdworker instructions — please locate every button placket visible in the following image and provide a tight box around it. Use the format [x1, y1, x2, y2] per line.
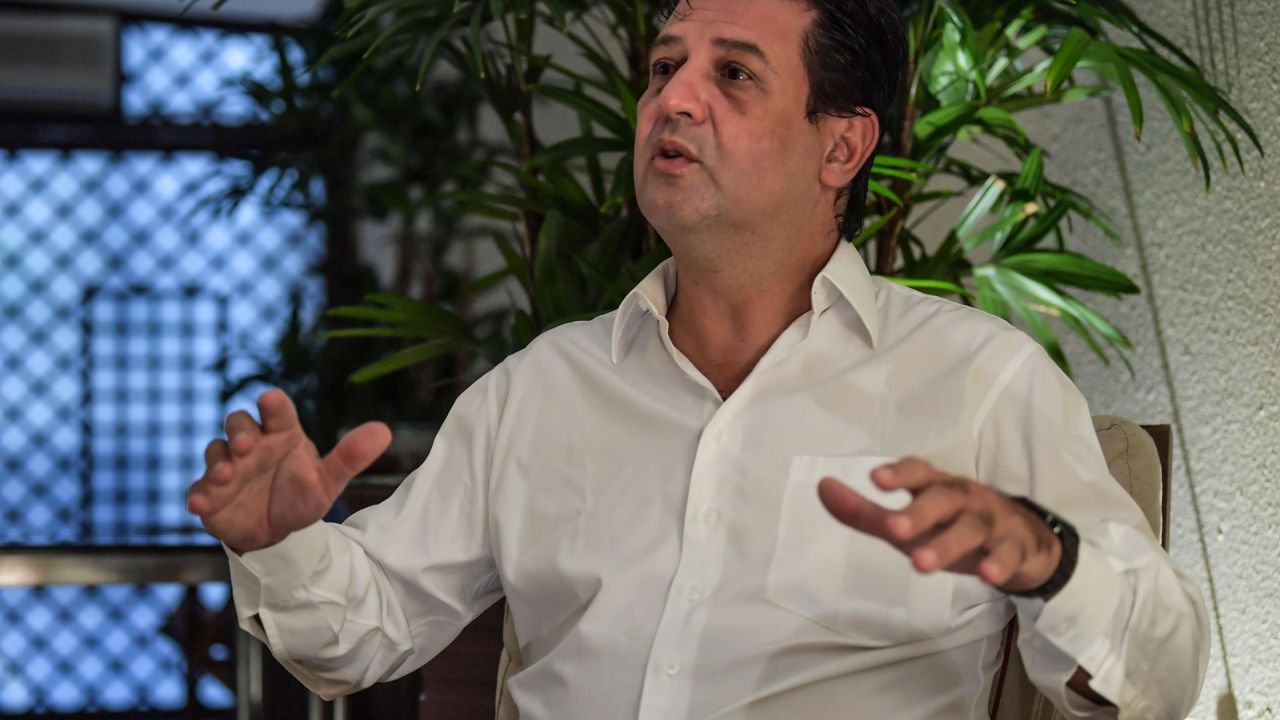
[638, 407, 732, 719]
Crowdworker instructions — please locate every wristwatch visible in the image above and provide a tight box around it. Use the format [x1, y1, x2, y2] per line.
[1005, 495, 1079, 600]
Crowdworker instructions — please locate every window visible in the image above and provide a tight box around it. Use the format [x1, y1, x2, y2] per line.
[0, 15, 323, 715]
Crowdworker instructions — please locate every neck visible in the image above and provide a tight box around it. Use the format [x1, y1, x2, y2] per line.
[665, 232, 837, 397]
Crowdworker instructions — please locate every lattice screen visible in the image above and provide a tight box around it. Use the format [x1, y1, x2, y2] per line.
[0, 583, 233, 713]
[121, 20, 307, 125]
[0, 149, 324, 546]
[0, 17, 324, 716]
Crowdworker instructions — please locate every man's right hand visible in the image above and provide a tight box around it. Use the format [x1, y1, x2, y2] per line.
[187, 389, 392, 554]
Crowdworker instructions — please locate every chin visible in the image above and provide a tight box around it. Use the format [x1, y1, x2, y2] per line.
[638, 190, 716, 236]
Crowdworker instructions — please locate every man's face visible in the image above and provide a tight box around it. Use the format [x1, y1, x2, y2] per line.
[634, 0, 825, 241]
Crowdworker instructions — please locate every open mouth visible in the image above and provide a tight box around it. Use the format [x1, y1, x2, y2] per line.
[653, 139, 697, 171]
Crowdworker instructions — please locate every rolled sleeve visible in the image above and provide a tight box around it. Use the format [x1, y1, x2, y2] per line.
[1013, 541, 1125, 672]
[219, 368, 508, 696]
[225, 521, 329, 613]
[977, 342, 1209, 719]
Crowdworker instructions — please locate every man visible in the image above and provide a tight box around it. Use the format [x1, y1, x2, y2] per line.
[187, 0, 1209, 717]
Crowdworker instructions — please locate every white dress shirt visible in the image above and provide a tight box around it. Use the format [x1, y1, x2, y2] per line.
[226, 241, 1208, 719]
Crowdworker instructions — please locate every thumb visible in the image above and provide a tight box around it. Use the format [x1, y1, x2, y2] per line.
[321, 421, 393, 489]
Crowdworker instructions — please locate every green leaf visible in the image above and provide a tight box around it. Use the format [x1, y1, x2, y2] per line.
[468, 267, 514, 295]
[1046, 27, 1092, 96]
[986, 265, 1134, 368]
[978, 266, 1070, 374]
[1147, 74, 1211, 188]
[1090, 44, 1141, 139]
[997, 252, 1140, 294]
[414, 8, 470, 91]
[444, 189, 548, 214]
[853, 208, 898, 248]
[468, 1, 487, 78]
[886, 277, 970, 298]
[974, 273, 1010, 321]
[868, 180, 903, 206]
[327, 293, 475, 342]
[928, 10, 984, 106]
[349, 340, 461, 384]
[512, 308, 538, 349]
[533, 210, 588, 321]
[1000, 202, 1071, 256]
[1014, 148, 1045, 197]
[913, 102, 978, 147]
[324, 306, 407, 324]
[873, 155, 935, 173]
[996, 56, 1052, 98]
[974, 106, 1028, 148]
[534, 84, 633, 139]
[324, 327, 439, 340]
[869, 166, 923, 184]
[966, 200, 1041, 252]
[530, 136, 631, 167]
[491, 231, 534, 298]
[954, 175, 1006, 240]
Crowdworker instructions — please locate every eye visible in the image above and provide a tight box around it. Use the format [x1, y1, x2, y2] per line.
[722, 64, 754, 82]
[651, 60, 677, 79]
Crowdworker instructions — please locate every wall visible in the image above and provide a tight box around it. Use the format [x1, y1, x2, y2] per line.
[1026, 0, 1278, 717]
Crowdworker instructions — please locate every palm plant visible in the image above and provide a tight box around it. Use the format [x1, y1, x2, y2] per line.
[241, 0, 1261, 384]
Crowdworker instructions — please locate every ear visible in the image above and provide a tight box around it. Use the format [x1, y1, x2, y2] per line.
[818, 111, 880, 191]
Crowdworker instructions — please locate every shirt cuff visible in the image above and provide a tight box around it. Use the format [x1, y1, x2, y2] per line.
[223, 521, 330, 617]
[1012, 539, 1122, 673]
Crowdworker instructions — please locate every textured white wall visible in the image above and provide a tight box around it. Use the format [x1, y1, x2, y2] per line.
[1024, 1, 1279, 717]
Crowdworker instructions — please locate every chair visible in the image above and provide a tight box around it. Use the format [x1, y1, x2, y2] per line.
[492, 416, 1173, 720]
[990, 416, 1171, 719]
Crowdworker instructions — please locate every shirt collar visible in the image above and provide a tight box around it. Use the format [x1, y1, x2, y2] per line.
[610, 241, 880, 364]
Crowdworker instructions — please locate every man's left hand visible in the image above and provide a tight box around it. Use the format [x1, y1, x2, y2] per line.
[817, 457, 1061, 593]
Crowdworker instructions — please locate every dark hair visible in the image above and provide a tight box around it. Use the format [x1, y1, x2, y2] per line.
[658, 0, 907, 239]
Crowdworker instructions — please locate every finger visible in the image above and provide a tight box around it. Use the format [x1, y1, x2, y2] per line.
[912, 511, 992, 572]
[889, 482, 967, 542]
[321, 421, 393, 489]
[188, 453, 238, 512]
[228, 436, 304, 486]
[186, 481, 206, 515]
[224, 410, 263, 455]
[979, 537, 1026, 587]
[204, 439, 229, 468]
[258, 389, 301, 434]
[187, 478, 219, 515]
[818, 477, 895, 542]
[871, 457, 948, 493]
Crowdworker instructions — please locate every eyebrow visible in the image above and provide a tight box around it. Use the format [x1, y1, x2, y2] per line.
[650, 33, 773, 70]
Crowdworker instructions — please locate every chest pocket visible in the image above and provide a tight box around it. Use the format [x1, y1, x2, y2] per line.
[765, 454, 955, 646]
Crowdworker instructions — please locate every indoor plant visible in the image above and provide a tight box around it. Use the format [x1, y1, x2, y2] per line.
[210, 0, 1261, 386]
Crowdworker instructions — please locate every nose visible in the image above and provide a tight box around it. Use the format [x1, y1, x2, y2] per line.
[654, 65, 707, 124]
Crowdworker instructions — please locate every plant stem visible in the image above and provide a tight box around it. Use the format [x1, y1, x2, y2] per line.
[876, 65, 919, 274]
[625, 5, 654, 261]
[875, 1, 936, 275]
[393, 202, 415, 296]
[512, 12, 544, 326]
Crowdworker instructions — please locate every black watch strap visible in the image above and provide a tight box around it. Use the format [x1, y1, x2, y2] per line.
[1005, 495, 1079, 600]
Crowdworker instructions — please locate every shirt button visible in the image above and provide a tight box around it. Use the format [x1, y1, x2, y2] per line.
[686, 585, 702, 602]
[701, 507, 721, 525]
[664, 661, 682, 676]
